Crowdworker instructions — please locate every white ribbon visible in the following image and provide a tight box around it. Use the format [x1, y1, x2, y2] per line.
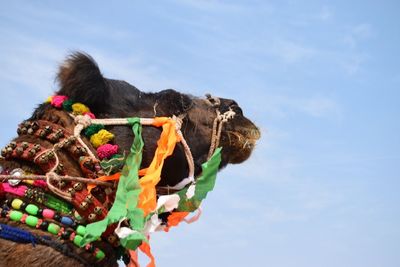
[167, 176, 195, 190]
[114, 217, 138, 239]
[186, 184, 196, 199]
[156, 194, 180, 212]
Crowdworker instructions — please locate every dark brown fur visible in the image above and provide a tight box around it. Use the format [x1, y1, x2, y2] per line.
[0, 52, 260, 266]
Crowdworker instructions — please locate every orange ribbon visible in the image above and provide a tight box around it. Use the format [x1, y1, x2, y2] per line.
[139, 239, 156, 267]
[128, 249, 139, 267]
[164, 211, 190, 232]
[87, 172, 121, 192]
[138, 117, 180, 216]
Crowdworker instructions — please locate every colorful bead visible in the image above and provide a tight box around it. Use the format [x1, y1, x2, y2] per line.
[2, 206, 105, 261]
[26, 204, 39, 215]
[9, 210, 23, 221]
[61, 229, 72, 239]
[47, 223, 61, 235]
[76, 225, 86, 236]
[11, 199, 23, 210]
[26, 215, 38, 227]
[60, 216, 73, 226]
[95, 249, 105, 260]
[73, 235, 83, 247]
[40, 221, 49, 230]
[42, 209, 55, 219]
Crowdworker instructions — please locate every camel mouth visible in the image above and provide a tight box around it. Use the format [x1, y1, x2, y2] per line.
[224, 126, 261, 164]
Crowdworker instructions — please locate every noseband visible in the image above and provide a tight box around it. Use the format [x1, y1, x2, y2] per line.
[0, 94, 235, 266]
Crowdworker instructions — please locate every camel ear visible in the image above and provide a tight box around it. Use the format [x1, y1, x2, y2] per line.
[56, 52, 109, 114]
[156, 89, 193, 116]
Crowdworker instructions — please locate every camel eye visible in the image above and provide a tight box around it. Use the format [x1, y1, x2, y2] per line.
[205, 94, 220, 107]
[230, 105, 243, 116]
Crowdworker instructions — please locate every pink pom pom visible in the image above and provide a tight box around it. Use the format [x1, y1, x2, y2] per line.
[83, 112, 96, 119]
[51, 95, 69, 108]
[97, 144, 119, 160]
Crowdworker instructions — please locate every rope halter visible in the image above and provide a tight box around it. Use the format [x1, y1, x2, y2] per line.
[205, 94, 236, 159]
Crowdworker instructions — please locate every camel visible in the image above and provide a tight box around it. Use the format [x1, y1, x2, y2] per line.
[0, 52, 260, 266]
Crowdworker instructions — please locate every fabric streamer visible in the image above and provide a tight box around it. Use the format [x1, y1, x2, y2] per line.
[176, 147, 222, 212]
[164, 148, 222, 230]
[128, 250, 139, 267]
[100, 154, 126, 176]
[82, 118, 146, 250]
[138, 117, 179, 216]
[138, 237, 156, 267]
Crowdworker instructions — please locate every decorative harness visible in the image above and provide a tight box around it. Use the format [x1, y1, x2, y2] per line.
[0, 94, 235, 266]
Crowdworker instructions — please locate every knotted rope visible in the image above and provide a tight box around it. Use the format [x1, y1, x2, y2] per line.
[207, 109, 236, 160]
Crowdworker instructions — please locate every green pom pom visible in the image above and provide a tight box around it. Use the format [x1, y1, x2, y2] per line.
[62, 99, 74, 112]
[84, 124, 104, 137]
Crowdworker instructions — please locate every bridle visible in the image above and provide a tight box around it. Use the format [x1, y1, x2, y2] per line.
[0, 94, 236, 265]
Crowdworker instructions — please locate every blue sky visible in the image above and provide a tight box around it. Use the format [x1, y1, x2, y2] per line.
[1, 1, 399, 266]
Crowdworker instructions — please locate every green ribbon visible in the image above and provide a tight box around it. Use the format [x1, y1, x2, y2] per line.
[176, 147, 222, 212]
[82, 118, 146, 249]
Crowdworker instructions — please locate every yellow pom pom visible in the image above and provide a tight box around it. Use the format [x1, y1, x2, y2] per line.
[45, 96, 53, 103]
[72, 103, 90, 115]
[90, 129, 114, 148]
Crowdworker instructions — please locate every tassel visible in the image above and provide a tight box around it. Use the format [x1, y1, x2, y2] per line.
[51, 95, 69, 108]
[84, 124, 104, 137]
[72, 103, 90, 115]
[90, 129, 114, 148]
[97, 144, 119, 160]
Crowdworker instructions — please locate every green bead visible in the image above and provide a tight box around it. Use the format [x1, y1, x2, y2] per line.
[9, 210, 23, 221]
[76, 225, 86, 236]
[11, 199, 23, 210]
[26, 215, 39, 227]
[26, 204, 39, 215]
[47, 223, 61, 235]
[95, 249, 105, 260]
[73, 235, 83, 247]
